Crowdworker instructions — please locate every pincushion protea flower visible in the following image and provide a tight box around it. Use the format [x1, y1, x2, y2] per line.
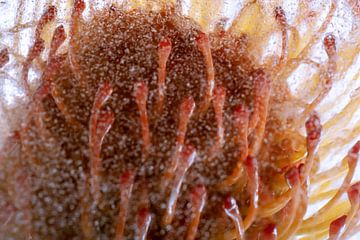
[0, 0, 360, 239]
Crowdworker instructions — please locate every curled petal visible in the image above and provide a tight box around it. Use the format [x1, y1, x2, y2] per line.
[89, 83, 113, 146]
[243, 156, 259, 229]
[301, 141, 359, 229]
[163, 145, 196, 226]
[278, 166, 301, 238]
[163, 97, 195, 187]
[69, 0, 86, 85]
[89, 83, 113, 201]
[156, 38, 172, 114]
[341, 182, 360, 238]
[301, 112, 322, 183]
[274, 6, 288, 64]
[115, 170, 136, 240]
[249, 69, 271, 155]
[212, 84, 226, 148]
[279, 185, 308, 240]
[223, 196, 245, 240]
[196, 32, 215, 113]
[285, 166, 301, 189]
[135, 81, 150, 156]
[218, 103, 249, 188]
[90, 109, 115, 202]
[186, 184, 207, 240]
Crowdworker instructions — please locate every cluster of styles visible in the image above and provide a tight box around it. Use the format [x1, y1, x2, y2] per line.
[0, 0, 359, 239]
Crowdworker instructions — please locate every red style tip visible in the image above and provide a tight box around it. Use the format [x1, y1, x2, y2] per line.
[347, 182, 360, 204]
[347, 141, 360, 166]
[120, 170, 135, 186]
[244, 156, 257, 170]
[305, 112, 322, 141]
[196, 32, 209, 45]
[224, 196, 237, 210]
[74, 0, 86, 13]
[180, 97, 196, 117]
[33, 83, 51, 102]
[191, 184, 206, 203]
[274, 6, 287, 26]
[50, 25, 67, 55]
[30, 39, 45, 61]
[97, 109, 115, 129]
[262, 223, 278, 240]
[252, 68, 271, 95]
[234, 103, 250, 119]
[136, 207, 152, 240]
[285, 166, 300, 188]
[135, 81, 149, 101]
[159, 39, 172, 49]
[350, 141, 360, 155]
[181, 144, 197, 168]
[42, 5, 57, 23]
[138, 207, 150, 223]
[213, 84, 226, 101]
[52, 25, 66, 42]
[324, 33, 336, 56]
[329, 215, 347, 237]
[0, 48, 9, 68]
[298, 162, 306, 177]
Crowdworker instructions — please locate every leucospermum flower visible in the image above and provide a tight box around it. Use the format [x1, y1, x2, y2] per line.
[0, 0, 360, 239]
